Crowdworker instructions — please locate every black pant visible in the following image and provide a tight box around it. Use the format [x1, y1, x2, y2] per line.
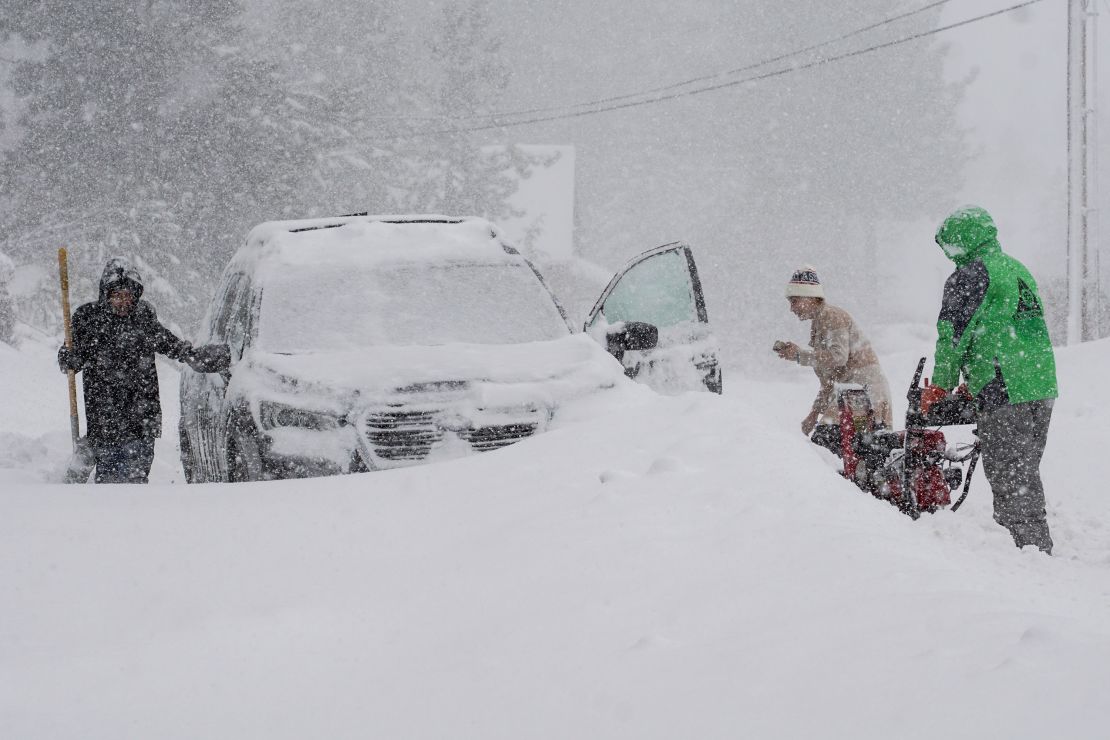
[977, 400, 1054, 554]
[94, 438, 156, 484]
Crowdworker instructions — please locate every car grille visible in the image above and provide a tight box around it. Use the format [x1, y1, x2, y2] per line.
[365, 409, 540, 461]
[459, 423, 538, 452]
[366, 410, 444, 460]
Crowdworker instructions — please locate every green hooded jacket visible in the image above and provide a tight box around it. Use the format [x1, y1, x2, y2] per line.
[932, 206, 1057, 404]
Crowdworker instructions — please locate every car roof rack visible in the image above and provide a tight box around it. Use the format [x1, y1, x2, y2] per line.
[286, 215, 468, 234]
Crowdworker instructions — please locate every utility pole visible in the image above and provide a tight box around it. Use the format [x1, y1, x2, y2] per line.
[1067, 0, 1100, 343]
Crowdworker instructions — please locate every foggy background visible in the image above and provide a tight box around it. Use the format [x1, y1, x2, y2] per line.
[1, 0, 1106, 372]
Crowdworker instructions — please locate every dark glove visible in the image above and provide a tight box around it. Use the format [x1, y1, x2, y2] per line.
[188, 344, 232, 374]
[57, 346, 82, 373]
[920, 381, 948, 415]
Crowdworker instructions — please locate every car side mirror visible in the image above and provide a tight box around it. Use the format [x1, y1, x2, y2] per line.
[622, 321, 659, 351]
[605, 321, 659, 361]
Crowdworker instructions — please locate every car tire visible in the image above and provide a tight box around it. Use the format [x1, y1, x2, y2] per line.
[226, 416, 266, 483]
[705, 364, 723, 394]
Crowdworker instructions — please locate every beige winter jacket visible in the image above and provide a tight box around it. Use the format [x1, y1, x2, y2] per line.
[797, 303, 893, 428]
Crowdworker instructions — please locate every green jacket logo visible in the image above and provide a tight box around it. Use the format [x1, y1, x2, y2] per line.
[1015, 279, 1043, 320]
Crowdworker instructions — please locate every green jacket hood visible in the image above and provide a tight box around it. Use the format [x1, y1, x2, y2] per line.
[935, 206, 1001, 266]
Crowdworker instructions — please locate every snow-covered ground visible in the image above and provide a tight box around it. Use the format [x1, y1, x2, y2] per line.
[2, 326, 1109, 739]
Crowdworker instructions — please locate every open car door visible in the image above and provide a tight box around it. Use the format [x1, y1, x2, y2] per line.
[585, 242, 722, 394]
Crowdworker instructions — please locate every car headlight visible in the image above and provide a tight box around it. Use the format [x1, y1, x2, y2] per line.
[259, 401, 346, 431]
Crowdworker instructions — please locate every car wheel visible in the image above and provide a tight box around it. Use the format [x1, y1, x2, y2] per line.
[704, 364, 723, 394]
[180, 425, 198, 483]
[226, 417, 266, 483]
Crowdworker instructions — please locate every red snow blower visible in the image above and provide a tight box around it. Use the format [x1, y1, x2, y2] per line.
[814, 358, 980, 519]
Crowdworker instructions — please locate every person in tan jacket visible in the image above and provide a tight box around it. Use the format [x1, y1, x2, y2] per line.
[774, 266, 893, 437]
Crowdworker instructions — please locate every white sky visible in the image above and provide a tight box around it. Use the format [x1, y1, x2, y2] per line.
[941, 0, 1107, 283]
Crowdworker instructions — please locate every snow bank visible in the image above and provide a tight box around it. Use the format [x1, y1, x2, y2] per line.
[2, 332, 1109, 739]
[0, 328, 187, 484]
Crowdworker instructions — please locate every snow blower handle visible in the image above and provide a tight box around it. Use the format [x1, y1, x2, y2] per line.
[950, 440, 981, 512]
[58, 247, 80, 450]
[904, 357, 928, 428]
[909, 357, 926, 395]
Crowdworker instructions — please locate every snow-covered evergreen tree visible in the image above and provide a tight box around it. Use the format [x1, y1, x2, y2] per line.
[391, 0, 545, 221]
[1, 0, 544, 332]
[0, 1, 312, 329]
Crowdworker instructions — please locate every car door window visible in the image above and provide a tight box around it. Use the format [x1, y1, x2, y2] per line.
[591, 247, 697, 330]
[585, 243, 721, 395]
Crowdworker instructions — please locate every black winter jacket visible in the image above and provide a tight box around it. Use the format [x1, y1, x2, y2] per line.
[62, 261, 229, 447]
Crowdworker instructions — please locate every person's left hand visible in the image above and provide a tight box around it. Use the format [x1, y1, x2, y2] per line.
[189, 344, 232, 374]
[801, 410, 819, 436]
[775, 340, 799, 362]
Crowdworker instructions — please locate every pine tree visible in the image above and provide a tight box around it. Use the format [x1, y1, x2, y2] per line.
[246, 0, 416, 216]
[0, 0, 560, 331]
[393, 0, 544, 221]
[566, 0, 970, 366]
[0, 0, 310, 329]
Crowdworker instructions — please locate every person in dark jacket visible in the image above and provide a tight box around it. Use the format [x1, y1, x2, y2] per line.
[921, 206, 1058, 553]
[57, 257, 231, 483]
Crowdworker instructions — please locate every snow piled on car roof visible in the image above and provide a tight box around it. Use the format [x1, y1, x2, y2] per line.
[241, 215, 519, 272]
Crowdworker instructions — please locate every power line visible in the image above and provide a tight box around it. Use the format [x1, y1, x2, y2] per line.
[398, 0, 1048, 139]
[362, 0, 956, 123]
[478, 0, 957, 120]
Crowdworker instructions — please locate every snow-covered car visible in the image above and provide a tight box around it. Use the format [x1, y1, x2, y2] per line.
[179, 215, 720, 481]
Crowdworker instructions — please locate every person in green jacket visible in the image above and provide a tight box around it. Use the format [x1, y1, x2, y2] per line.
[922, 206, 1058, 553]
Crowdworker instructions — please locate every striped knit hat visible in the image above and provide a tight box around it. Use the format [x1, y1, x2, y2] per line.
[785, 265, 824, 298]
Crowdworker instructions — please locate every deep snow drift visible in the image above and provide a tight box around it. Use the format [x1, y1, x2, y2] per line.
[2, 327, 1109, 739]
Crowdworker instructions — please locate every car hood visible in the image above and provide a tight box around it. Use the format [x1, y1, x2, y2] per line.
[239, 333, 625, 404]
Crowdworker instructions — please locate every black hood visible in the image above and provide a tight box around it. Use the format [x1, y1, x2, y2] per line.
[98, 257, 145, 303]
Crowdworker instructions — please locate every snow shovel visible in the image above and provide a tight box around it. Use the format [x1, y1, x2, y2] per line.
[58, 247, 94, 483]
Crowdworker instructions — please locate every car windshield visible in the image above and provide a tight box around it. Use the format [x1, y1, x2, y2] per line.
[257, 262, 569, 352]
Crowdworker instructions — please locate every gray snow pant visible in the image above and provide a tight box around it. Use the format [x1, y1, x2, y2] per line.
[976, 399, 1054, 554]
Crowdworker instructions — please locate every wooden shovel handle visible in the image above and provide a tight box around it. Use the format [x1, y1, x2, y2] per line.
[58, 248, 80, 447]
